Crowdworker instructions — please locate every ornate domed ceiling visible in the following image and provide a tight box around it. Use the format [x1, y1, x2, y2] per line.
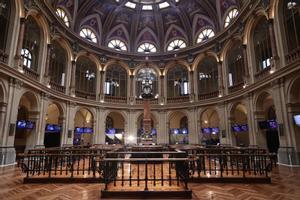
[51, 0, 244, 54]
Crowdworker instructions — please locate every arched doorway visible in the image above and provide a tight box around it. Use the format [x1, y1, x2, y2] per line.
[200, 108, 220, 145]
[74, 108, 94, 146]
[14, 92, 38, 153]
[169, 111, 188, 144]
[256, 92, 280, 153]
[105, 112, 125, 144]
[230, 103, 249, 147]
[137, 113, 157, 144]
[44, 103, 63, 148]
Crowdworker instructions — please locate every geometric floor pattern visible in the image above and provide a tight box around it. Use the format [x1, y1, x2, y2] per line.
[0, 165, 299, 200]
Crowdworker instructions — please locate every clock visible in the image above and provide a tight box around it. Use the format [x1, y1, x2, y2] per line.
[142, 85, 152, 98]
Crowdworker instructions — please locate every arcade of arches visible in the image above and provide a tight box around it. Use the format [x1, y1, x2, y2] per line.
[0, 0, 300, 169]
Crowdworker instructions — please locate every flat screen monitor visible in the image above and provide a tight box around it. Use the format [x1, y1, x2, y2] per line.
[25, 121, 35, 129]
[75, 127, 84, 133]
[258, 121, 269, 130]
[46, 124, 61, 132]
[84, 127, 93, 133]
[268, 120, 278, 129]
[16, 120, 27, 129]
[240, 124, 248, 132]
[151, 128, 157, 135]
[202, 128, 211, 134]
[232, 125, 241, 132]
[182, 128, 188, 134]
[172, 128, 180, 134]
[294, 115, 300, 126]
[211, 127, 219, 133]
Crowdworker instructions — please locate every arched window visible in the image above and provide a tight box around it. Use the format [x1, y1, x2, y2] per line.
[253, 17, 272, 72]
[108, 39, 127, 51]
[197, 56, 219, 95]
[167, 65, 189, 98]
[283, 0, 300, 51]
[136, 68, 158, 99]
[104, 65, 127, 97]
[224, 8, 239, 28]
[55, 8, 70, 27]
[75, 57, 97, 97]
[0, 0, 10, 50]
[21, 48, 32, 68]
[167, 39, 187, 51]
[137, 42, 157, 53]
[49, 42, 67, 87]
[227, 42, 245, 87]
[79, 28, 97, 43]
[22, 16, 41, 72]
[197, 28, 215, 43]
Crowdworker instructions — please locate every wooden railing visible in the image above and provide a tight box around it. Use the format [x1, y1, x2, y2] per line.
[167, 96, 190, 104]
[255, 67, 271, 81]
[23, 66, 39, 80]
[198, 91, 219, 100]
[285, 47, 300, 64]
[18, 146, 275, 185]
[136, 98, 158, 104]
[228, 82, 244, 93]
[0, 49, 8, 63]
[104, 95, 127, 104]
[49, 81, 65, 93]
[75, 90, 96, 100]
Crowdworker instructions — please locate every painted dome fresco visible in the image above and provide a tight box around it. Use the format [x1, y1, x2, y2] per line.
[50, 0, 246, 54]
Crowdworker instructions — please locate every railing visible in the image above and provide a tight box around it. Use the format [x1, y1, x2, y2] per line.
[49, 81, 66, 93]
[188, 153, 273, 183]
[136, 98, 158, 104]
[0, 49, 8, 63]
[255, 67, 271, 81]
[228, 82, 244, 93]
[285, 47, 300, 64]
[101, 151, 191, 198]
[167, 96, 190, 104]
[23, 66, 39, 80]
[19, 153, 105, 183]
[17, 146, 275, 185]
[104, 95, 127, 104]
[75, 90, 96, 100]
[198, 91, 219, 100]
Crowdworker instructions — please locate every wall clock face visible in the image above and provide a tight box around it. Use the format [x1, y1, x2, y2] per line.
[143, 85, 152, 95]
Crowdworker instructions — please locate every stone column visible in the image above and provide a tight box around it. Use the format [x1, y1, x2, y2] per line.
[129, 74, 135, 104]
[268, 19, 279, 69]
[157, 110, 167, 144]
[218, 61, 224, 96]
[159, 75, 165, 105]
[245, 93, 256, 145]
[58, 116, 67, 146]
[44, 44, 52, 85]
[15, 18, 26, 71]
[96, 70, 101, 101]
[242, 44, 250, 84]
[70, 60, 76, 95]
[189, 71, 195, 102]
[188, 108, 198, 144]
[99, 71, 105, 102]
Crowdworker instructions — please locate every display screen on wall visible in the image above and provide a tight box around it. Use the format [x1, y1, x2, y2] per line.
[268, 120, 278, 129]
[232, 125, 241, 132]
[294, 115, 300, 126]
[258, 120, 278, 130]
[201, 128, 211, 134]
[16, 120, 35, 129]
[84, 128, 93, 133]
[45, 124, 61, 132]
[211, 127, 220, 133]
[75, 127, 84, 133]
[240, 124, 248, 132]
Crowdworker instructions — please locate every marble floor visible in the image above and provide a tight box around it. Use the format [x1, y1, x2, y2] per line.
[0, 164, 299, 200]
